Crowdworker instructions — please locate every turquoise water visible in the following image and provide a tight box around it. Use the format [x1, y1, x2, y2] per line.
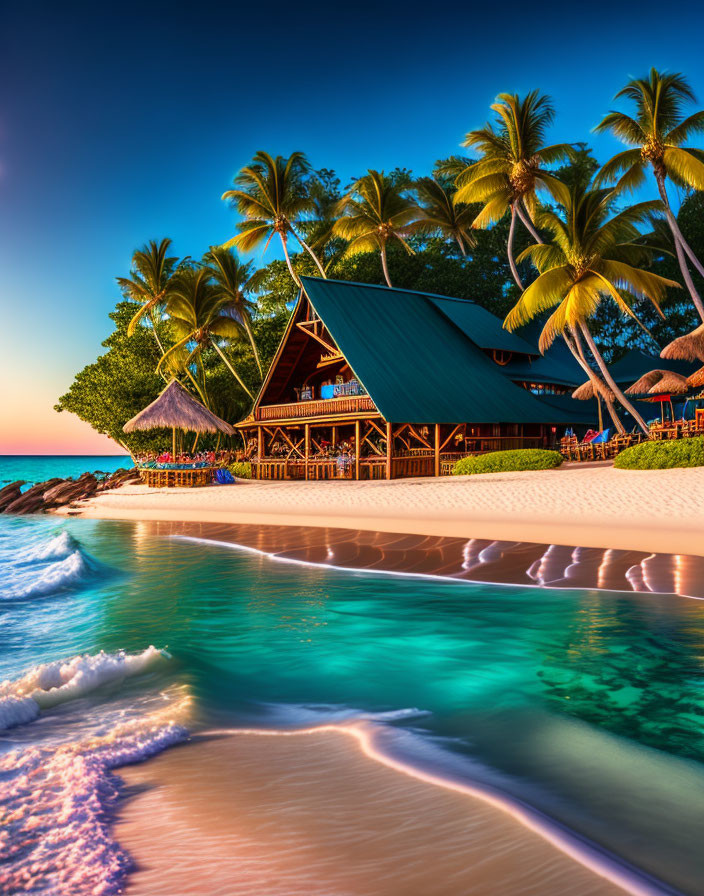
[1, 513, 704, 894]
[0, 454, 130, 487]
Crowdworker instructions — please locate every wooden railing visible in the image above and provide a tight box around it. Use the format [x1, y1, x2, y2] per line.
[256, 395, 376, 421]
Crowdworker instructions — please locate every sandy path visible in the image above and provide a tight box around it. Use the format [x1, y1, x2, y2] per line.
[61, 464, 704, 557]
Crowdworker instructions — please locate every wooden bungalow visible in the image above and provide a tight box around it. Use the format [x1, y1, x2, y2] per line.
[237, 277, 595, 480]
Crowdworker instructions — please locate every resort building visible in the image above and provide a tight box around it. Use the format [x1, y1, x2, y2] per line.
[237, 277, 597, 479]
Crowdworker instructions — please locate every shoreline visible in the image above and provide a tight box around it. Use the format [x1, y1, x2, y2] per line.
[57, 463, 704, 559]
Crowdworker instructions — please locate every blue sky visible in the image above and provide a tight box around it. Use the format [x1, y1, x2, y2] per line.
[2, 0, 704, 451]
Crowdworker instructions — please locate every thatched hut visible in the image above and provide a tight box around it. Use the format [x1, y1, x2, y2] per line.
[661, 324, 704, 363]
[648, 371, 689, 395]
[687, 366, 704, 390]
[625, 369, 670, 396]
[124, 379, 235, 455]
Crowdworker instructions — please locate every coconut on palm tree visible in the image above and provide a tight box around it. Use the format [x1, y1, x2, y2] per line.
[503, 181, 680, 434]
[160, 267, 255, 401]
[221, 150, 326, 286]
[455, 91, 574, 288]
[412, 176, 476, 256]
[117, 238, 178, 353]
[333, 170, 419, 287]
[204, 246, 263, 378]
[596, 68, 704, 321]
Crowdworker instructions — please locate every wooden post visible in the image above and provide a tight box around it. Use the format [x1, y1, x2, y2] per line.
[305, 423, 310, 481]
[434, 423, 440, 477]
[385, 421, 392, 480]
[332, 425, 337, 448]
[355, 419, 360, 480]
[257, 426, 263, 459]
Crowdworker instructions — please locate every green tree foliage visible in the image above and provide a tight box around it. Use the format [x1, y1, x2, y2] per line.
[453, 449, 563, 475]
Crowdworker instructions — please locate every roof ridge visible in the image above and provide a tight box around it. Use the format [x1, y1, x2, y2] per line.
[300, 275, 477, 306]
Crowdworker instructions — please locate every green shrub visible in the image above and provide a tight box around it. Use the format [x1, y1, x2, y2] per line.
[228, 461, 253, 479]
[614, 437, 704, 470]
[452, 449, 563, 476]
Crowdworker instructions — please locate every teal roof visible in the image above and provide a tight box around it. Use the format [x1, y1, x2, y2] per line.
[426, 295, 537, 354]
[300, 278, 589, 425]
[608, 349, 695, 385]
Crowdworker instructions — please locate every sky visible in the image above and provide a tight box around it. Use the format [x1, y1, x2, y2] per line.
[2, 0, 704, 453]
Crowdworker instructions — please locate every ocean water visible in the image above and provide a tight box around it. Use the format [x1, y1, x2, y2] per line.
[1, 514, 704, 894]
[0, 455, 131, 488]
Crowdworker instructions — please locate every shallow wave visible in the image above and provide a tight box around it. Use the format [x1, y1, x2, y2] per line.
[18, 530, 79, 562]
[0, 646, 167, 731]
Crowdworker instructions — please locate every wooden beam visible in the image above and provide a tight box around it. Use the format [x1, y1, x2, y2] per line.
[305, 424, 310, 481]
[257, 426, 262, 460]
[355, 419, 360, 480]
[434, 424, 440, 477]
[295, 321, 338, 354]
[386, 421, 393, 480]
[440, 424, 463, 452]
[407, 425, 432, 449]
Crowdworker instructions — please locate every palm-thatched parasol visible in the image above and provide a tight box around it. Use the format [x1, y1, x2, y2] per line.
[648, 371, 689, 395]
[625, 369, 669, 395]
[124, 379, 235, 455]
[687, 365, 704, 390]
[661, 323, 704, 362]
[572, 380, 614, 401]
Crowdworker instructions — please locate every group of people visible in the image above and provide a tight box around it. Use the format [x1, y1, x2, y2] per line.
[135, 449, 236, 467]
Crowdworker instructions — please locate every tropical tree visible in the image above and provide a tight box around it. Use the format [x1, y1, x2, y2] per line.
[160, 267, 255, 400]
[455, 91, 574, 288]
[596, 68, 704, 321]
[221, 150, 326, 286]
[117, 238, 178, 354]
[412, 176, 476, 255]
[333, 169, 420, 287]
[503, 181, 680, 433]
[204, 246, 263, 378]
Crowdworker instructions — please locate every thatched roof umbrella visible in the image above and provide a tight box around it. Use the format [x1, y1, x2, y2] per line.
[123, 379, 235, 456]
[661, 323, 704, 363]
[572, 380, 615, 401]
[625, 369, 670, 395]
[643, 371, 689, 424]
[687, 366, 704, 390]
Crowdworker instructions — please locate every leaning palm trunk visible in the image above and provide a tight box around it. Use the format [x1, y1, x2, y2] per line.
[578, 322, 649, 434]
[290, 228, 327, 278]
[278, 233, 301, 288]
[507, 204, 523, 290]
[655, 174, 704, 323]
[380, 242, 393, 287]
[516, 201, 543, 245]
[565, 329, 625, 434]
[211, 341, 255, 400]
[242, 316, 263, 378]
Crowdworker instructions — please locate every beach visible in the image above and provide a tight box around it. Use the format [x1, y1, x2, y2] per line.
[63, 463, 704, 557]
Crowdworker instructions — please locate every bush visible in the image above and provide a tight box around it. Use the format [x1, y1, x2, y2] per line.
[228, 461, 253, 479]
[452, 449, 563, 476]
[614, 437, 704, 470]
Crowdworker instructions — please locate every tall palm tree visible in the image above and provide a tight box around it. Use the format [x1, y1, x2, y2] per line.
[333, 170, 419, 287]
[503, 181, 679, 434]
[412, 176, 476, 255]
[596, 69, 704, 321]
[221, 150, 326, 286]
[204, 246, 263, 378]
[160, 268, 254, 400]
[117, 239, 178, 352]
[455, 91, 574, 288]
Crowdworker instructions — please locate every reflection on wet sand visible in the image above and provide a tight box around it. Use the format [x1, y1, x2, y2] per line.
[140, 520, 704, 599]
[119, 729, 625, 896]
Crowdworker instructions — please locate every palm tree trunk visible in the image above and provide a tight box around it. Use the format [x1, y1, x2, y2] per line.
[242, 315, 263, 378]
[290, 228, 327, 278]
[507, 204, 523, 290]
[380, 243, 393, 288]
[278, 233, 301, 288]
[564, 329, 625, 434]
[516, 201, 543, 245]
[655, 173, 704, 322]
[211, 341, 255, 400]
[578, 321, 649, 434]
[183, 367, 210, 407]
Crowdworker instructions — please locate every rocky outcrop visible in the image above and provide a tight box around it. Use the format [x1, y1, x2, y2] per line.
[0, 467, 141, 515]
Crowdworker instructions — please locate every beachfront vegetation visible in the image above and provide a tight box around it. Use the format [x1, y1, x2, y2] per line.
[614, 437, 704, 469]
[228, 461, 253, 479]
[453, 449, 563, 475]
[58, 66, 704, 449]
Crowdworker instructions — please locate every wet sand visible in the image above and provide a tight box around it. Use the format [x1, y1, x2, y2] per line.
[118, 728, 625, 896]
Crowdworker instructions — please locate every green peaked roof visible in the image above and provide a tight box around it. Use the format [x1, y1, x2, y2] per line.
[425, 294, 537, 354]
[300, 278, 592, 425]
[607, 349, 695, 385]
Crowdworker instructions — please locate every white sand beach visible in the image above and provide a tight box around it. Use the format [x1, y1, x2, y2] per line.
[62, 463, 704, 557]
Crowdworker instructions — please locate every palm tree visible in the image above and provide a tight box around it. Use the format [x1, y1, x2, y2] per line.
[412, 176, 476, 255]
[503, 181, 680, 434]
[160, 267, 255, 400]
[455, 91, 574, 288]
[204, 246, 263, 378]
[221, 150, 326, 286]
[117, 239, 178, 352]
[596, 68, 704, 321]
[333, 170, 419, 287]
